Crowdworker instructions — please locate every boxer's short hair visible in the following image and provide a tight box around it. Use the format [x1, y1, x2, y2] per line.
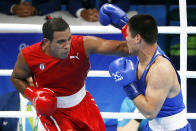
[128, 14, 158, 44]
[42, 16, 70, 41]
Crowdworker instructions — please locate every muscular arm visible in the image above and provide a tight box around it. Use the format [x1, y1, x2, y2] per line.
[133, 58, 176, 119]
[83, 36, 129, 57]
[10, 51, 32, 94]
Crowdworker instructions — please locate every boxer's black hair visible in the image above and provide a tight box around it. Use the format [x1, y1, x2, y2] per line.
[42, 16, 69, 41]
[128, 14, 158, 44]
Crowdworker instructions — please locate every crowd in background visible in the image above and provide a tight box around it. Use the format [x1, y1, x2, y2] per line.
[0, 0, 131, 22]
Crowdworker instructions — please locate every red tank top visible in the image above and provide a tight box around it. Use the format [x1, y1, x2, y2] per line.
[22, 36, 90, 96]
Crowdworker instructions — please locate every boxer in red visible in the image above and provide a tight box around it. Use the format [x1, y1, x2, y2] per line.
[10, 16, 129, 131]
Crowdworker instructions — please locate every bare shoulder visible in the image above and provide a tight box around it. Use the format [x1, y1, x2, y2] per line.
[147, 56, 175, 88]
[151, 56, 174, 76]
[17, 51, 26, 65]
[15, 51, 31, 74]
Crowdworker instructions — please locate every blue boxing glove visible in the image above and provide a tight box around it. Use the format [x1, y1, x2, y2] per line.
[109, 57, 140, 100]
[99, 3, 129, 29]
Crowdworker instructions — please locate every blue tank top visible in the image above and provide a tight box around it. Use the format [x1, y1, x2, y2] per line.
[128, 46, 185, 117]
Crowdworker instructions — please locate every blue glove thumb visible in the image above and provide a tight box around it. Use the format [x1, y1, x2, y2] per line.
[123, 82, 140, 100]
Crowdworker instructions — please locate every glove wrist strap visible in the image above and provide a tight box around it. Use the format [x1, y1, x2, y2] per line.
[123, 82, 140, 100]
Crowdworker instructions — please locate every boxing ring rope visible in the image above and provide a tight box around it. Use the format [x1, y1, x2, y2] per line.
[1, 111, 196, 119]
[1, 69, 196, 78]
[0, 24, 196, 34]
[0, 69, 196, 119]
[0, 0, 196, 120]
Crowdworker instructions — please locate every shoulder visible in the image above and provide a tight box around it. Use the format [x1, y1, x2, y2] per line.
[13, 50, 32, 76]
[71, 35, 83, 46]
[151, 56, 174, 76]
[147, 56, 175, 88]
[22, 42, 41, 54]
[71, 35, 90, 58]
[71, 35, 83, 41]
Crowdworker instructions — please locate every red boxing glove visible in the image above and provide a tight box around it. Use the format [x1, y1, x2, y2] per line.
[121, 24, 128, 39]
[24, 86, 57, 116]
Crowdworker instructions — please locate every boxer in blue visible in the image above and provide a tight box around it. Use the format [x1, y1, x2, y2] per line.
[99, 4, 192, 130]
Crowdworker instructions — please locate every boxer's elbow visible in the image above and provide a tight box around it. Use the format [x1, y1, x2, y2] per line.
[142, 109, 159, 120]
[142, 102, 161, 119]
[143, 112, 157, 120]
[10, 74, 16, 84]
